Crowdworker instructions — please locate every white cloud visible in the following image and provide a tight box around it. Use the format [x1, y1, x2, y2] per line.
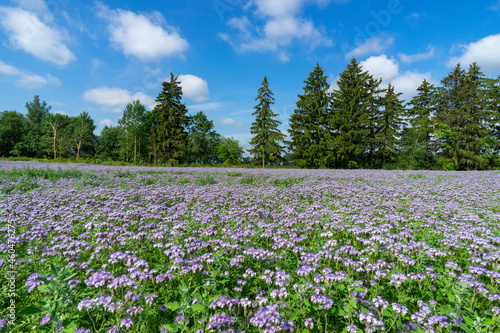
[220, 117, 244, 130]
[346, 34, 394, 59]
[358, 55, 434, 100]
[221, 0, 331, 61]
[448, 34, 500, 73]
[187, 101, 227, 111]
[399, 45, 436, 64]
[0, 59, 60, 88]
[99, 119, 114, 127]
[97, 4, 188, 60]
[83, 87, 156, 112]
[177, 74, 209, 102]
[360, 55, 399, 81]
[55, 110, 68, 115]
[391, 71, 432, 101]
[0, 7, 75, 66]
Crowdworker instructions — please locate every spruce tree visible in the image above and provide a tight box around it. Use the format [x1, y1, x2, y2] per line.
[330, 58, 379, 169]
[379, 83, 404, 169]
[437, 63, 490, 170]
[288, 64, 330, 168]
[249, 76, 286, 168]
[484, 76, 500, 167]
[155, 73, 189, 166]
[404, 79, 439, 169]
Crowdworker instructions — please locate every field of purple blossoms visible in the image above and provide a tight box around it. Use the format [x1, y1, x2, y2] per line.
[1, 161, 500, 333]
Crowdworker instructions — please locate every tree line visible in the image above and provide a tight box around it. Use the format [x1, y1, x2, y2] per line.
[1, 59, 499, 170]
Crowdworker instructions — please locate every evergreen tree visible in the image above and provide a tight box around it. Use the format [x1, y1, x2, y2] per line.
[403, 79, 439, 169]
[330, 59, 379, 169]
[437, 63, 490, 170]
[155, 73, 189, 166]
[378, 83, 404, 169]
[249, 76, 286, 168]
[288, 64, 330, 168]
[484, 76, 500, 167]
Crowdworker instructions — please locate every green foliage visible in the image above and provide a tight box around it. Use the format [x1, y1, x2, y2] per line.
[118, 100, 147, 165]
[195, 173, 217, 186]
[378, 83, 405, 169]
[248, 76, 286, 168]
[217, 137, 244, 165]
[97, 126, 123, 161]
[330, 59, 380, 169]
[0, 166, 94, 193]
[288, 64, 331, 168]
[183, 111, 221, 165]
[71, 111, 96, 159]
[13, 95, 52, 158]
[155, 73, 189, 166]
[0, 110, 27, 157]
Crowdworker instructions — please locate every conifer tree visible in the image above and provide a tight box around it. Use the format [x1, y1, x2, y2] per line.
[437, 63, 490, 170]
[249, 76, 286, 168]
[330, 58, 379, 169]
[404, 79, 439, 168]
[288, 64, 330, 168]
[379, 83, 404, 169]
[155, 73, 189, 165]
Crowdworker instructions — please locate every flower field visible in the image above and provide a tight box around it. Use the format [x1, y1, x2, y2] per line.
[1, 161, 500, 333]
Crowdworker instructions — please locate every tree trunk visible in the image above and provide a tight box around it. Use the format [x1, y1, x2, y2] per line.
[262, 156, 265, 168]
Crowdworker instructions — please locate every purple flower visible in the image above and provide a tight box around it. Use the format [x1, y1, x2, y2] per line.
[120, 317, 133, 329]
[40, 313, 51, 326]
[304, 317, 314, 328]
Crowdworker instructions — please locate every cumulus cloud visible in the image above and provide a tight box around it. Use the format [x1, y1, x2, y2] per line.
[220, 117, 244, 130]
[83, 87, 156, 112]
[177, 74, 209, 102]
[99, 118, 114, 127]
[359, 55, 434, 100]
[0, 60, 60, 88]
[0, 6, 75, 66]
[221, 0, 331, 61]
[97, 4, 188, 60]
[360, 55, 399, 81]
[346, 34, 394, 59]
[399, 45, 436, 64]
[448, 34, 500, 73]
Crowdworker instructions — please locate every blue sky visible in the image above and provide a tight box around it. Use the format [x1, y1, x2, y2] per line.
[1, 0, 500, 152]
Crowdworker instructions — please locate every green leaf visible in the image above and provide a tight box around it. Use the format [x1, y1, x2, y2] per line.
[335, 283, 345, 291]
[18, 305, 44, 316]
[162, 324, 178, 333]
[301, 329, 310, 333]
[164, 302, 180, 311]
[37, 285, 50, 293]
[290, 312, 298, 321]
[354, 287, 365, 292]
[383, 309, 393, 317]
[460, 323, 472, 333]
[191, 304, 204, 312]
[463, 316, 474, 325]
